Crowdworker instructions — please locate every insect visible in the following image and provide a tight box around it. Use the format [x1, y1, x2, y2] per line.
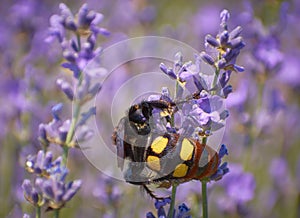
[127, 98, 175, 135]
[112, 95, 219, 199]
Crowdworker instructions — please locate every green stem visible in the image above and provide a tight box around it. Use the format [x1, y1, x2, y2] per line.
[212, 68, 220, 90]
[35, 206, 41, 218]
[201, 180, 208, 218]
[62, 34, 82, 166]
[65, 101, 81, 144]
[63, 99, 81, 166]
[168, 183, 178, 218]
[54, 209, 60, 218]
[202, 137, 207, 145]
[62, 146, 69, 166]
[76, 34, 81, 52]
[201, 137, 208, 218]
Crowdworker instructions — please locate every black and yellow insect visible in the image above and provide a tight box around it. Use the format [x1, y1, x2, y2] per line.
[112, 97, 219, 198]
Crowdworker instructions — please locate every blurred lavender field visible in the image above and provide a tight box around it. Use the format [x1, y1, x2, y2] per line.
[1, 0, 300, 217]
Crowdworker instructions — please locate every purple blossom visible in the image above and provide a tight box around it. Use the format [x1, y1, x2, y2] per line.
[269, 157, 292, 191]
[219, 164, 256, 204]
[277, 53, 300, 88]
[46, 3, 109, 72]
[146, 198, 191, 218]
[180, 91, 228, 133]
[25, 150, 54, 176]
[253, 36, 283, 71]
[92, 174, 122, 206]
[22, 176, 81, 210]
[22, 150, 81, 210]
[159, 52, 199, 87]
[200, 9, 245, 76]
[210, 144, 229, 181]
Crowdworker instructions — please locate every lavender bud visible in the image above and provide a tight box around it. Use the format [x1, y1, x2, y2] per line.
[51, 103, 63, 120]
[155, 198, 171, 209]
[60, 40, 68, 50]
[71, 39, 79, 52]
[83, 42, 92, 52]
[38, 124, 47, 142]
[220, 9, 230, 23]
[229, 26, 243, 39]
[44, 152, 53, 169]
[91, 13, 104, 25]
[146, 212, 156, 218]
[220, 110, 229, 120]
[233, 65, 244, 72]
[78, 4, 89, 27]
[178, 203, 191, 216]
[62, 180, 82, 201]
[200, 52, 215, 65]
[158, 206, 167, 217]
[227, 36, 244, 49]
[174, 52, 183, 67]
[35, 151, 44, 173]
[49, 14, 63, 27]
[219, 71, 230, 87]
[60, 168, 69, 182]
[182, 61, 193, 71]
[167, 68, 177, 79]
[89, 83, 102, 97]
[220, 31, 229, 46]
[210, 162, 229, 181]
[161, 87, 170, 98]
[52, 156, 63, 168]
[160, 63, 177, 79]
[31, 190, 39, 204]
[219, 144, 229, 158]
[43, 181, 54, 199]
[22, 180, 32, 196]
[77, 107, 96, 127]
[63, 50, 77, 63]
[159, 63, 168, 74]
[223, 85, 233, 98]
[87, 34, 96, 48]
[205, 129, 211, 135]
[223, 49, 239, 62]
[35, 178, 44, 193]
[59, 3, 73, 18]
[61, 63, 81, 78]
[205, 34, 219, 47]
[97, 27, 110, 36]
[217, 58, 227, 69]
[220, 162, 229, 173]
[58, 120, 71, 142]
[85, 11, 96, 24]
[64, 16, 77, 31]
[193, 76, 206, 92]
[56, 78, 74, 100]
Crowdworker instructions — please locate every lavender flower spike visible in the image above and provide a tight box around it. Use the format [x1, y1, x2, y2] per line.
[210, 144, 229, 181]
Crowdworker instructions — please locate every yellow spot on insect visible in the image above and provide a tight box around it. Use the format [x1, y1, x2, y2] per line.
[160, 110, 170, 117]
[151, 136, 168, 154]
[180, 139, 194, 161]
[173, 164, 188, 177]
[147, 155, 161, 171]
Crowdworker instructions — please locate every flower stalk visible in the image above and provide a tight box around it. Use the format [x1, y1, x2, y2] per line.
[35, 206, 41, 218]
[168, 183, 178, 218]
[201, 180, 208, 218]
[54, 209, 60, 218]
